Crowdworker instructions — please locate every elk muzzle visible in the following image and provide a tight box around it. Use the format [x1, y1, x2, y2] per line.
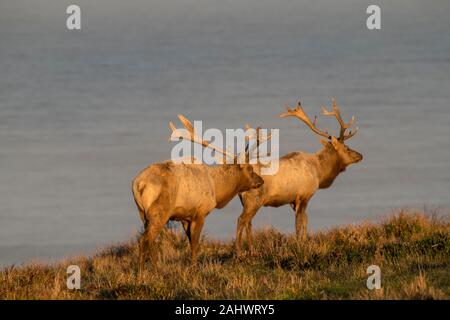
[353, 151, 363, 163]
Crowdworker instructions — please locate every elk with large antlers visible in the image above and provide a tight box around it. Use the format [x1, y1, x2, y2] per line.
[236, 99, 363, 255]
[132, 115, 264, 273]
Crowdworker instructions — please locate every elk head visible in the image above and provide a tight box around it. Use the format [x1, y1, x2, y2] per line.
[235, 124, 273, 190]
[169, 115, 265, 190]
[279, 98, 363, 171]
[237, 163, 264, 190]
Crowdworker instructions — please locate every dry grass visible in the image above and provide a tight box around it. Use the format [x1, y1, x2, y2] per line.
[1, 208, 449, 299]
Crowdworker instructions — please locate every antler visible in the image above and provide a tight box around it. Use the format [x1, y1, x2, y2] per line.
[321, 98, 358, 141]
[169, 115, 236, 161]
[240, 125, 272, 164]
[279, 101, 332, 140]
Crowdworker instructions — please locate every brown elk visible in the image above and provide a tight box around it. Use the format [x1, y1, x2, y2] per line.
[236, 99, 363, 255]
[132, 115, 264, 272]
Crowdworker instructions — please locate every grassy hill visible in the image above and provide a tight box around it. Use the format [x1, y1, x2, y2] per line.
[1, 209, 449, 299]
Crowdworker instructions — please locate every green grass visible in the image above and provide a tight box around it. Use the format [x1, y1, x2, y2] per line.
[1, 209, 449, 299]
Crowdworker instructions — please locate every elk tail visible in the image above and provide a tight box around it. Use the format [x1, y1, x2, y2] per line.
[132, 178, 162, 225]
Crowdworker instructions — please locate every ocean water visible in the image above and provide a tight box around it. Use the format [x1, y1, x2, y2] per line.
[0, 0, 449, 266]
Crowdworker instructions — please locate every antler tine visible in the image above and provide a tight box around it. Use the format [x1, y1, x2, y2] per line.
[240, 124, 273, 164]
[312, 115, 318, 127]
[244, 124, 272, 142]
[177, 114, 195, 135]
[244, 123, 256, 142]
[279, 101, 332, 139]
[322, 98, 357, 141]
[170, 114, 236, 160]
[169, 120, 185, 140]
[343, 126, 359, 141]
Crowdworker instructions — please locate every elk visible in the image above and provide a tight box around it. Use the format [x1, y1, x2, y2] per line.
[132, 115, 264, 272]
[236, 99, 363, 254]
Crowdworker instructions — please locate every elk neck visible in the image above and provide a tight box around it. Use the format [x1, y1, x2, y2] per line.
[315, 144, 343, 189]
[207, 165, 242, 209]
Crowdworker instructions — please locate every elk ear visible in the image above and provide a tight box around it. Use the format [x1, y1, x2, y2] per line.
[330, 136, 340, 150]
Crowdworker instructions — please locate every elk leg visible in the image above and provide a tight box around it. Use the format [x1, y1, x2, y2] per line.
[138, 233, 148, 276]
[181, 220, 191, 242]
[245, 220, 254, 255]
[236, 215, 246, 255]
[294, 201, 305, 240]
[236, 206, 260, 255]
[301, 200, 310, 241]
[295, 201, 309, 241]
[302, 207, 309, 240]
[139, 218, 165, 274]
[188, 216, 205, 264]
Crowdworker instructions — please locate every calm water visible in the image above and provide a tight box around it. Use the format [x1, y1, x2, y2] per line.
[1, 0, 449, 266]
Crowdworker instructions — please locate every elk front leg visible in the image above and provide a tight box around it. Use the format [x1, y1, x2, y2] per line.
[294, 200, 309, 241]
[236, 205, 260, 256]
[245, 220, 254, 255]
[236, 215, 246, 256]
[188, 216, 205, 264]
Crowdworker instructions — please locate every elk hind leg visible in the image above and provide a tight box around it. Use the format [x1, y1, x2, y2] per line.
[181, 220, 191, 242]
[139, 217, 165, 274]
